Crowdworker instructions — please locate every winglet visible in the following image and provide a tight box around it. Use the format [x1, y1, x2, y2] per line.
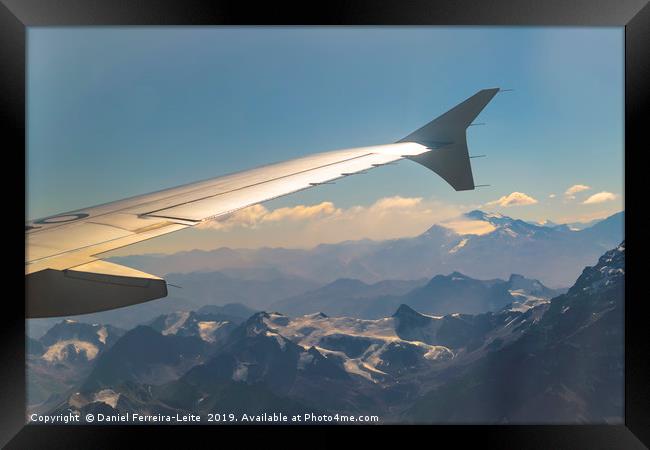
[399, 88, 499, 191]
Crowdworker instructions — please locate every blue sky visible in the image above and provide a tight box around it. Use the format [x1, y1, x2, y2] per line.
[27, 27, 624, 251]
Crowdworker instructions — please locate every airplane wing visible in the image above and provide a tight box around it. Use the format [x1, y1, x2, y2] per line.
[25, 88, 500, 318]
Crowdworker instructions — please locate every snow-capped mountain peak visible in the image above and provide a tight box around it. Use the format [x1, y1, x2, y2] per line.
[463, 210, 544, 233]
[465, 210, 504, 221]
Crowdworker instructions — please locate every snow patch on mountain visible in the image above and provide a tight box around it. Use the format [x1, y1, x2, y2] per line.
[96, 326, 108, 344]
[260, 312, 453, 380]
[42, 340, 100, 362]
[424, 345, 452, 360]
[93, 389, 120, 408]
[197, 321, 221, 342]
[507, 290, 550, 312]
[263, 314, 397, 348]
[161, 312, 191, 336]
[449, 238, 469, 254]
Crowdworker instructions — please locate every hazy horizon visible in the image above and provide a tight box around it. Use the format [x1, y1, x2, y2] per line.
[106, 202, 624, 255]
[28, 27, 624, 253]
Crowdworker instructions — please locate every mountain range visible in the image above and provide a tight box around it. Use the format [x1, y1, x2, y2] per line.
[27, 210, 622, 338]
[29, 242, 624, 424]
[271, 272, 563, 318]
[111, 210, 624, 288]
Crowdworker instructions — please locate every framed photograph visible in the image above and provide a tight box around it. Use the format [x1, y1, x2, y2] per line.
[3, 0, 648, 447]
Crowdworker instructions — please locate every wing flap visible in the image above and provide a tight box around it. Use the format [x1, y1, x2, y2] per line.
[26, 260, 167, 318]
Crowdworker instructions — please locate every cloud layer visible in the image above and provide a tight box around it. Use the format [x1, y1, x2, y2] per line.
[110, 190, 623, 255]
[197, 202, 341, 231]
[197, 196, 471, 246]
[439, 219, 496, 235]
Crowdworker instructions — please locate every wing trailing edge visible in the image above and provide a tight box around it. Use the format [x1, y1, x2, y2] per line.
[26, 260, 167, 318]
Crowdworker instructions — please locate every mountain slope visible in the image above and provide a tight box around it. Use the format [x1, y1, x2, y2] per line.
[271, 278, 426, 317]
[406, 242, 625, 423]
[81, 326, 209, 392]
[180, 312, 381, 414]
[27, 320, 125, 408]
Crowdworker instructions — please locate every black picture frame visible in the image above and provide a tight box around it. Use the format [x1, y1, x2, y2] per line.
[3, 0, 648, 447]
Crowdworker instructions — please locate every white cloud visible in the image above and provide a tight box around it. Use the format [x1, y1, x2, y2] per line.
[549, 193, 556, 199]
[485, 192, 538, 208]
[439, 219, 496, 235]
[197, 204, 268, 230]
[263, 202, 339, 222]
[370, 196, 423, 210]
[197, 202, 341, 230]
[582, 191, 617, 205]
[565, 184, 591, 196]
[564, 184, 591, 200]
